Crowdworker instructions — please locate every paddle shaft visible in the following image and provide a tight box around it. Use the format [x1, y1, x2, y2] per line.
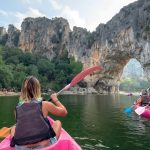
[56, 84, 71, 96]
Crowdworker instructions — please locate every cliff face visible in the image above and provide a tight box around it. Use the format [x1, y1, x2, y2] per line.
[0, 0, 149, 93]
[19, 17, 71, 59]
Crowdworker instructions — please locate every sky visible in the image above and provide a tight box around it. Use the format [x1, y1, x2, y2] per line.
[0, 0, 137, 31]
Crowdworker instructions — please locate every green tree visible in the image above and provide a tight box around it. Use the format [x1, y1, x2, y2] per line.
[26, 65, 39, 77]
[12, 71, 26, 90]
[0, 65, 13, 88]
[37, 59, 55, 78]
[0, 55, 4, 65]
[70, 57, 83, 75]
[19, 52, 37, 66]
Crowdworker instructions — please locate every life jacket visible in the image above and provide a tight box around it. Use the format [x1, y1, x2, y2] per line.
[141, 95, 150, 105]
[11, 100, 56, 146]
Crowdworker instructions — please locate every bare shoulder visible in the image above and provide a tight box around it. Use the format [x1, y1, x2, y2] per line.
[41, 101, 54, 116]
[42, 101, 53, 108]
[42, 100, 68, 117]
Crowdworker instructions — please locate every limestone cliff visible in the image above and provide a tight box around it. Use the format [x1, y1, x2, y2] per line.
[19, 17, 70, 59]
[0, 0, 149, 93]
[6, 24, 20, 47]
[0, 27, 7, 45]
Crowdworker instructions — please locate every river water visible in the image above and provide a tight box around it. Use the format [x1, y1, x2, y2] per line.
[0, 94, 150, 150]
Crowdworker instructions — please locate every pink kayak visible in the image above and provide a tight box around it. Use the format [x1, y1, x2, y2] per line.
[0, 117, 82, 150]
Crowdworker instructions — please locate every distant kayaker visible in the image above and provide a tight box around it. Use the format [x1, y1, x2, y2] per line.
[10, 76, 68, 149]
[135, 89, 150, 106]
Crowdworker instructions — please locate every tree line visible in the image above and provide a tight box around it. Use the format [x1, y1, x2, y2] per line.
[0, 45, 82, 92]
[119, 77, 149, 92]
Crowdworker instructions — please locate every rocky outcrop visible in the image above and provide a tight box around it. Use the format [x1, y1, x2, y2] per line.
[0, 25, 20, 47]
[19, 17, 71, 59]
[0, 0, 149, 93]
[6, 24, 20, 47]
[0, 27, 7, 45]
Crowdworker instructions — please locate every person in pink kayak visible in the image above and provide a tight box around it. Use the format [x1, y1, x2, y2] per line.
[135, 89, 150, 106]
[10, 76, 68, 149]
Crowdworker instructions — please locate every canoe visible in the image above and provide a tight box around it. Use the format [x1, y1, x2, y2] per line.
[134, 104, 150, 119]
[0, 116, 82, 150]
[127, 93, 133, 96]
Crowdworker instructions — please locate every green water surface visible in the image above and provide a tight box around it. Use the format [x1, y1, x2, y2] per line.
[0, 94, 150, 150]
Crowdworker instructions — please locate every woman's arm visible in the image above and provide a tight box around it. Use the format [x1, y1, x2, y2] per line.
[43, 93, 68, 117]
[136, 97, 142, 105]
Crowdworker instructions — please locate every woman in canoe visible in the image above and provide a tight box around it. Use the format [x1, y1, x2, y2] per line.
[10, 76, 68, 149]
[135, 89, 150, 106]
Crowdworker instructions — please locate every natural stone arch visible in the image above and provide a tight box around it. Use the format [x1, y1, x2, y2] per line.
[84, 25, 150, 93]
[70, 0, 150, 93]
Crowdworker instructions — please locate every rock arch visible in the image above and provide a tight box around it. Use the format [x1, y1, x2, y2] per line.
[69, 0, 150, 93]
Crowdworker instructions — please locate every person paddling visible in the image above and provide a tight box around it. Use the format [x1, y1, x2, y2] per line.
[135, 89, 150, 106]
[10, 76, 68, 149]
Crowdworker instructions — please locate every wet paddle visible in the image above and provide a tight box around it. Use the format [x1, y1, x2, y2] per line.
[0, 65, 103, 138]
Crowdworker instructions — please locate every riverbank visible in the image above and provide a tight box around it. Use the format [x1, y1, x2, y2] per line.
[119, 91, 140, 96]
[0, 91, 20, 96]
[0, 90, 141, 96]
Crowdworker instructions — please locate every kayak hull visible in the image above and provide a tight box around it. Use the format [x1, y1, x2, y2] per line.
[141, 109, 150, 119]
[0, 117, 82, 150]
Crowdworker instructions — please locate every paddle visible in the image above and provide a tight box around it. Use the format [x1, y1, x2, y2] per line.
[0, 65, 103, 138]
[124, 94, 134, 113]
[56, 65, 102, 95]
[124, 106, 133, 113]
[135, 105, 149, 115]
[0, 127, 11, 138]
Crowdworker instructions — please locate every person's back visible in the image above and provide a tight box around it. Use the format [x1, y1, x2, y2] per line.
[140, 89, 150, 106]
[10, 76, 68, 149]
[141, 95, 150, 106]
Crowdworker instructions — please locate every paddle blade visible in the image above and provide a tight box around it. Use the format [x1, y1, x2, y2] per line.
[70, 66, 102, 87]
[0, 127, 11, 138]
[135, 107, 146, 115]
[56, 66, 102, 95]
[124, 107, 133, 113]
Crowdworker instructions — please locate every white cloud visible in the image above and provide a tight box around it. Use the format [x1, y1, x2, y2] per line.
[15, 8, 46, 29]
[61, 6, 86, 30]
[85, 21, 100, 32]
[49, 0, 86, 30]
[0, 10, 8, 16]
[84, 0, 137, 31]
[49, 0, 62, 10]
[27, 8, 46, 17]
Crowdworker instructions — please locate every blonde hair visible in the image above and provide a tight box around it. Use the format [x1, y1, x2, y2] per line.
[20, 76, 41, 102]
